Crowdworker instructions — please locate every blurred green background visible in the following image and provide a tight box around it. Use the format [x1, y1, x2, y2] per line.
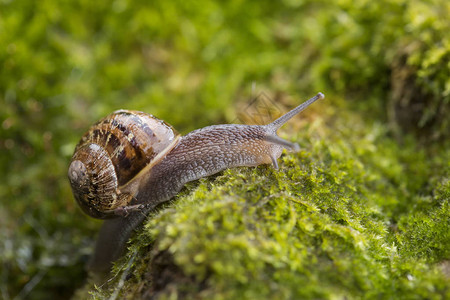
[0, 0, 448, 299]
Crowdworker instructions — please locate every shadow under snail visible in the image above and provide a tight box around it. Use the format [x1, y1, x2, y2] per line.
[68, 92, 324, 272]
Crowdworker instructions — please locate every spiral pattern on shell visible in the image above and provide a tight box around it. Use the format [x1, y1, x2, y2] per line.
[68, 110, 180, 219]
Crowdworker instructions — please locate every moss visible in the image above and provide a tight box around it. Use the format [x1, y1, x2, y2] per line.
[396, 178, 450, 262]
[80, 106, 449, 299]
[292, 0, 450, 140]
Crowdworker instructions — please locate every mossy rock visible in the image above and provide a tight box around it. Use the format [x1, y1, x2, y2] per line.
[75, 107, 449, 299]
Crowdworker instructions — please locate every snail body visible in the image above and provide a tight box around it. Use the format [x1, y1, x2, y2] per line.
[68, 93, 324, 272]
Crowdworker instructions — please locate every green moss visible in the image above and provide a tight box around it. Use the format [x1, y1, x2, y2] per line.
[313, 0, 450, 140]
[396, 178, 450, 262]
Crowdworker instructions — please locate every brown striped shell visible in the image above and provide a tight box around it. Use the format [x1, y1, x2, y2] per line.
[68, 110, 181, 219]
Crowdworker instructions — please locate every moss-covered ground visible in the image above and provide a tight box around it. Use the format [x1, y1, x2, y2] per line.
[1, 0, 449, 299]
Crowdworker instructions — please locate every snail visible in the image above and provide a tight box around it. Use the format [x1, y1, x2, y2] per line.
[68, 92, 324, 272]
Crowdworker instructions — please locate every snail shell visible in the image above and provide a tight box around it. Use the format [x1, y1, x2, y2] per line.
[68, 110, 180, 219]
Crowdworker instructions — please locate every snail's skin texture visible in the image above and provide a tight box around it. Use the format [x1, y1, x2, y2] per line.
[69, 93, 324, 272]
[140, 124, 288, 203]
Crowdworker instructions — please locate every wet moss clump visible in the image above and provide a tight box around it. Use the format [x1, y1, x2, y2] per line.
[305, 0, 450, 141]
